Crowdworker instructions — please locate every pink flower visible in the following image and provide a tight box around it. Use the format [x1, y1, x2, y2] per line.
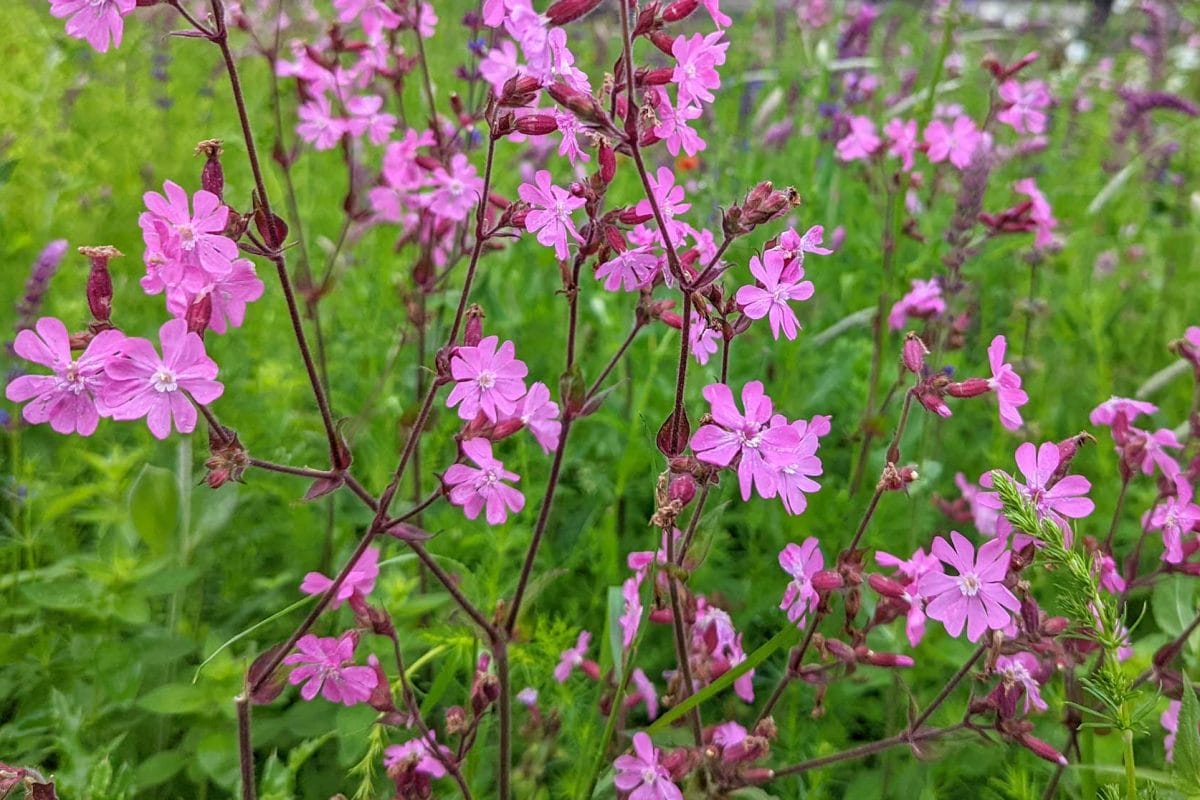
[1162, 700, 1182, 762]
[987, 335, 1029, 430]
[995, 652, 1048, 713]
[5, 318, 125, 436]
[1128, 426, 1183, 478]
[629, 668, 658, 720]
[1014, 178, 1057, 249]
[671, 31, 728, 107]
[443, 438, 525, 525]
[778, 537, 825, 627]
[690, 381, 802, 501]
[634, 166, 691, 229]
[516, 381, 561, 454]
[296, 94, 347, 151]
[979, 442, 1095, 530]
[480, 41, 521, 94]
[735, 249, 815, 340]
[921, 531, 1020, 642]
[518, 170, 586, 260]
[876, 546, 942, 646]
[163, 258, 265, 335]
[141, 181, 238, 287]
[997, 80, 1051, 135]
[689, 311, 720, 366]
[596, 247, 659, 292]
[613, 733, 683, 800]
[333, 0, 402, 38]
[102, 319, 223, 440]
[345, 94, 397, 145]
[425, 153, 483, 222]
[383, 733, 452, 784]
[836, 115, 881, 162]
[620, 575, 643, 648]
[446, 336, 528, 422]
[554, 630, 593, 683]
[283, 632, 378, 705]
[924, 115, 983, 170]
[300, 546, 380, 608]
[774, 225, 833, 270]
[884, 117, 918, 170]
[652, 88, 706, 157]
[775, 416, 827, 515]
[49, 0, 135, 53]
[1150, 475, 1200, 563]
[1097, 553, 1126, 594]
[553, 109, 590, 164]
[888, 278, 945, 330]
[1089, 396, 1157, 427]
[700, 0, 732, 27]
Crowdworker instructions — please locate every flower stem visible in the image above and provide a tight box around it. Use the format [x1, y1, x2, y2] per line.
[235, 694, 255, 800]
[908, 643, 985, 732]
[774, 721, 969, 777]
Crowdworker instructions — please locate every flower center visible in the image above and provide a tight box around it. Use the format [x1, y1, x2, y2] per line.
[737, 429, 762, 450]
[447, 178, 464, 196]
[955, 572, 981, 597]
[476, 370, 497, 390]
[151, 368, 179, 393]
[62, 361, 86, 394]
[176, 222, 198, 250]
[641, 767, 658, 784]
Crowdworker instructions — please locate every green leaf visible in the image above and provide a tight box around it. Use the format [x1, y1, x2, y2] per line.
[647, 624, 800, 734]
[133, 751, 188, 789]
[128, 464, 179, 556]
[1175, 682, 1200, 795]
[136, 683, 209, 715]
[603, 584, 624, 674]
[1152, 576, 1195, 637]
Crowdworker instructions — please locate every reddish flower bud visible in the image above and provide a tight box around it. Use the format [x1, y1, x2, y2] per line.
[185, 292, 213, 336]
[861, 650, 915, 668]
[1048, 431, 1094, 487]
[80, 245, 120, 324]
[499, 74, 543, 107]
[195, 139, 225, 199]
[825, 638, 857, 664]
[662, 0, 700, 21]
[947, 377, 992, 398]
[599, 142, 617, 183]
[547, 82, 608, 125]
[902, 332, 929, 374]
[1042, 616, 1070, 636]
[868, 573, 908, 599]
[1017, 733, 1068, 766]
[811, 570, 844, 592]
[545, 0, 604, 24]
[464, 304, 485, 346]
[445, 705, 469, 735]
[649, 31, 676, 56]
[366, 655, 397, 714]
[515, 114, 559, 135]
[668, 474, 697, 507]
[637, 67, 676, 86]
[618, 206, 655, 225]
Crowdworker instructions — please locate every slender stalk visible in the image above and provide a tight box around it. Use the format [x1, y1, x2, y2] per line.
[1103, 474, 1130, 550]
[586, 320, 644, 400]
[236, 695, 255, 800]
[664, 530, 704, 745]
[908, 643, 985, 732]
[408, 542, 499, 639]
[494, 642, 512, 800]
[246, 458, 334, 480]
[755, 618, 822, 724]
[675, 487, 711, 564]
[505, 419, 573, 635]
[774, 722, 969, 777]
[1122, 728, 1136, 800]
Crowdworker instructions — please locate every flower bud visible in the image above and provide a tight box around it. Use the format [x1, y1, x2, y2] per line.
[946, 377, 991, 398]
[662, 0, 700, 21]
[599, 142, 617, 183]
[545, 0, 604, 24]
[825, 638, 857, 664]
[499, 74, 543, 107]
[1017, 733, 1068, 766]
[637, 67, 676, 86]
[867, 573, 908, 599]
[515, 114, 559, 135]
[366, 655, 397, 714]
[649, 31, 676, 56]
[185, 292, 213, 336]
[445, 705, 469, 735]
[811, 570, 844, 592]
[618, 206, 655, 225]
[861, 650, 915, 668]
[195, 139, 225, 199]
[547, 82, 608, 126]
[902, 332, 928, 374]
[80, 245, 120, 324]
[464, 304, 485, 346]
[668, 474, 697, 507]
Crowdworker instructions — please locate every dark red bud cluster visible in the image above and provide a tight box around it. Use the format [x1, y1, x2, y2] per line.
[498, 74, 543, 108]
[205, 426, 249, 489]
[723, 182, 800, 238]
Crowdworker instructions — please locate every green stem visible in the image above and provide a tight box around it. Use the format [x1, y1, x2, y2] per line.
[1122, 728, 1136, 800]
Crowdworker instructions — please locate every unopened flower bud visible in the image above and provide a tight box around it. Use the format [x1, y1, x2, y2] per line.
[868, 573, 908, 599]
[663, 0, 700, 20]
[649, 31, 676, 56]
[545, 0, 604, 24]
[185, 292, 213, 336]
[825, 638, 857, 664]
[1042, 616, 1070, 636]
[366, 655, 397, 714]
[637, 67, 676, 86]
[902, 332, 929, 374]
[445, 705, 469, 735]
[1048, 431, 1094, 487]
[464, 304, 485, 346]
[1017, 733, 1068, 766]
[499, 74, 543, 107]
[195, 139, 225, 199]
[618, 206, 655, 225]
[947, 377, 991, 398]
[668, 474, 697, 507]
[80, 245, 121, 324]
[515, 114, 559, 135]
[471, 673, 500, 716]
[599, 142, 617, 183]
[861, 650, 915, 668]
[811, 570, 844, 592]
[547, 82, 607, 125]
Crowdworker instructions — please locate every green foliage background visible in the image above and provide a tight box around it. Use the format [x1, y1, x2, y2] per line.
[1, 1, 1198, 797]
